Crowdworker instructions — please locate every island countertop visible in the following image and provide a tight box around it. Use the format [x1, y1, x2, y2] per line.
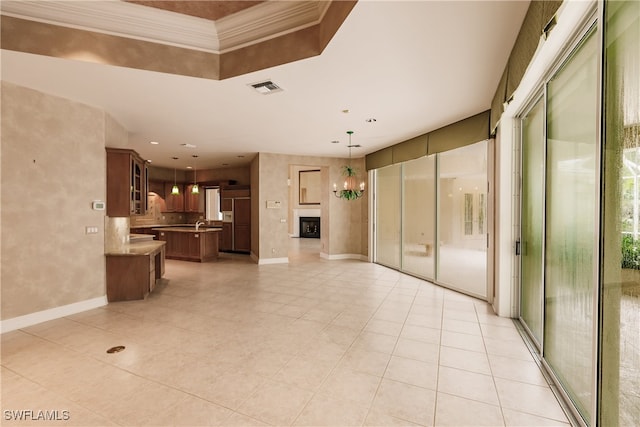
[132, 223, 222, 229]
[152, 227, 221, 233]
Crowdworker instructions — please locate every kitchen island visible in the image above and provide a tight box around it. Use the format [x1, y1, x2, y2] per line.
[105, 240, 166, 302]
[154, 227, 221, 262]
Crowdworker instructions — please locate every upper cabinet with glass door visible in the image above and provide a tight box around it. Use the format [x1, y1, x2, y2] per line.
[106, 147, 148, 217]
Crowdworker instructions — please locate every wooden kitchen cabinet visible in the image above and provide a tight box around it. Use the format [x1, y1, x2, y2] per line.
[233, 198, 251, 252]
[221, 197, 232, 211]
[157, 229, 219, 262]
[106, 243, 165, 302]
[106, 148, 148, 217]
[148, 180, 165, 197]
[219, 186, 251, 253]
[221, 223, 232, 251]
[185, 184, 202, 213]
[163, 183, 184, 212]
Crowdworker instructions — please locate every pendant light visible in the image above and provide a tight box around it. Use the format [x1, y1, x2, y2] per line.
[191, 155, 199, 194]
[333, 131, 365, 200]
[171, 157, 180, 195]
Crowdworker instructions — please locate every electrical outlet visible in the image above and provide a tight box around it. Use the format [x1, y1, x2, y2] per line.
[271, 248, 276, 254]
[280, 218, 286, 223]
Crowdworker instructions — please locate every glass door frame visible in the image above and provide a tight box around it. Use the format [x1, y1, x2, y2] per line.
[517, 90, 547, 353]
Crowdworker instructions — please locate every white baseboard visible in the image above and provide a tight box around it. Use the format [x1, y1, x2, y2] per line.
[258, 257, 289, 265]
[1, 296, 108, 334]
[320, 252, 368, 261]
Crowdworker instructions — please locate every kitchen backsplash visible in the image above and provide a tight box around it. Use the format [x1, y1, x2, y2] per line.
[130, 193, 204, 226]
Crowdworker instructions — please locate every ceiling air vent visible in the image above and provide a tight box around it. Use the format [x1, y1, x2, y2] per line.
[250, 80, 282, 95]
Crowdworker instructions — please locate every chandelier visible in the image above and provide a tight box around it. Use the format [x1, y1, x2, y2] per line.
[333, 131, 365, 200]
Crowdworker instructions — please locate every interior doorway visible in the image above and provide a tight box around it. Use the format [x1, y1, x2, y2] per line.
[288, 164, 327, 261]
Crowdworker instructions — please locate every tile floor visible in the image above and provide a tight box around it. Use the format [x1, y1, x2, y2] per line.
[2, 240, 571, 426]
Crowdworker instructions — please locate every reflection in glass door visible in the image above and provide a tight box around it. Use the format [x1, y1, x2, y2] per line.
[375, 164, 401, 269]
[601, 1, 640, 424]
[544, 27, 598, 423]
[520, 96, 545, 346]
[438, 141, 488, 298]
[402, 156, 436, 280]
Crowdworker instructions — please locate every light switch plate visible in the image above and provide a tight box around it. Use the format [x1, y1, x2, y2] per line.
[85, 226, 99, 234]
[266, 200, 281, 209]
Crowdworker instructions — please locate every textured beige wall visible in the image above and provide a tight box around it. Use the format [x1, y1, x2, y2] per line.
[258, 153, 367, 260]
[1, 82, 108, 320]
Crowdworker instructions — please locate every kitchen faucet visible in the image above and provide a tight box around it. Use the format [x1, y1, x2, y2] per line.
[195, 221, 205, 231]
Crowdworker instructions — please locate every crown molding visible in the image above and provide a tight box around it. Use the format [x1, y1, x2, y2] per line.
[1, 0, 332, 54]
[1, 1, 219, 52]
[216, 1, 331, 53]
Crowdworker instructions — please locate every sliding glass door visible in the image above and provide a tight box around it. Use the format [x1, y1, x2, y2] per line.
[601, 1, 640, 425]
[438, 141, 488, 298]
[375, 164, 401, 269]
[544, 27, 598, 423]
[374, 143, 488, 298]
[520, 96, 545, 346]
[519, 25, 599, 425]
[402, 156, 436, 280]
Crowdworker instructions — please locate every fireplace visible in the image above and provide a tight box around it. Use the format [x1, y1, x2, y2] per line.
[300, 217, 320, 238]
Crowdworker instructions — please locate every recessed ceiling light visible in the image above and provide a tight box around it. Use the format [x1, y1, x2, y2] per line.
[172, 157, 179, 160]
[331, 140, 340, 144]
[146, 159, 152, 163]
[237, 155, 245, 158]
[342, 109, 350, 114]
[186, 166, 193, 169]
[149, 141, 159, 145]
[366, 118, 377, 123]
[181, 143, 197, 148]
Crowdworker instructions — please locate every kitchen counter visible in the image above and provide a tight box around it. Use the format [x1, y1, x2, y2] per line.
[133, 223, 222, 229]
[154, 227, 221, 233]
[105, 240, 166, 256]
[105, 241, 166, 302]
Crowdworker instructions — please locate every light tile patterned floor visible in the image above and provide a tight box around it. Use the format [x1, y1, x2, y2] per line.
[1, 242, 571, 426]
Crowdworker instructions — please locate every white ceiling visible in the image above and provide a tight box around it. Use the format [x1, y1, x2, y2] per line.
[1, 1, 529, 170]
